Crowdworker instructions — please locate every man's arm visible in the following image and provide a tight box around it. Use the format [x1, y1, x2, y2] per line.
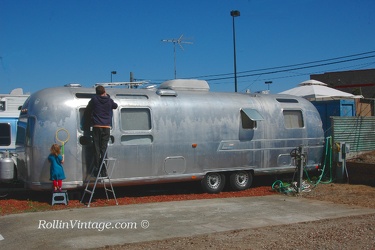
[112, 100, 118, 109]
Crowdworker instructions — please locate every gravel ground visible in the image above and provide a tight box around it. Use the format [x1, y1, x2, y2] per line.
[98, 183, 375, 250]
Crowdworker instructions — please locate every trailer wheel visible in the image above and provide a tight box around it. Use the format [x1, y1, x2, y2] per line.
[201, 173, 226, 194]
[229, 171, 253, 191]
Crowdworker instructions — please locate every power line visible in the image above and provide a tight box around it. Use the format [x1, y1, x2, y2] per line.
[238, 60, 375, 93]
[240, 50, 375, 75]
[188, 50, 375, 81]
[236, 55, 375, 80]
[142, 50, 375, 87]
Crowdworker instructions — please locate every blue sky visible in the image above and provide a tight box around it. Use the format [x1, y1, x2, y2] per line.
[1, 0, 375, 95]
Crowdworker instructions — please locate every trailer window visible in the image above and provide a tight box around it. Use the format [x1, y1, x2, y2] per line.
[283, 110, 304, 128]
[0, 101, 5, 111]
[79, 108, 95, 131]
[79, 108, 85, 130]
[0, 123, 11, 146]
[26, 117, 36, 146]
[16, 126, 26, 146]
[241, 108, 263, 129]
[79, 107, 114, 131]
[76, 93, 95, 99]
[121, 108, 151, 131]
[116, 94, 148, 99]
[276, 98, 299, 103]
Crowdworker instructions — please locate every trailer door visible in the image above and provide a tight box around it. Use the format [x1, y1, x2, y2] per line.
[119, 107, 153, 177]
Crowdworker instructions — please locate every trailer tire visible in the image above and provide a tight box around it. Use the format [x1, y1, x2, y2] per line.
[201, 172, 226, 194]
[229, 171, 253, 191]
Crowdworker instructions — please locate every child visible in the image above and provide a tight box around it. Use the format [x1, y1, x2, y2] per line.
[48, 144, 66, 192]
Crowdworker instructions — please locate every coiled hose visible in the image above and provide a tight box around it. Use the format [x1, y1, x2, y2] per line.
[272, 136, 333, 194]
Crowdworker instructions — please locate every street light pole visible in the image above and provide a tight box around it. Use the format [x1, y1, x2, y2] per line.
[111, 71, 117, 82]
[231, 10, 240, 92]
[265, 81, 273, 91]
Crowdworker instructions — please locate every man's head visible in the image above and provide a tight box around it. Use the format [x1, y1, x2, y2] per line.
[96, 85, 106, 95]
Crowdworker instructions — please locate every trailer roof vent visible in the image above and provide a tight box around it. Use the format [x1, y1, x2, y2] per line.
[156, 89, 178, 96]
[64, 83, 82, 88]
[159, 79, 210, 91]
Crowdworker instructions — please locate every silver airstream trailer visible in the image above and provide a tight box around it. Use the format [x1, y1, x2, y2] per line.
[0, 89, 29, 182]
[14, 79, 325, 193]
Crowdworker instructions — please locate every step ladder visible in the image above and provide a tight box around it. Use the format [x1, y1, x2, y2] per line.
[80, 148, 118, 207]
[52, 190, 69, 206]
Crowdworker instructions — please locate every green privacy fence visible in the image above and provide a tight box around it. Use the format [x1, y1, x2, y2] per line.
[332, 116, 375, 152]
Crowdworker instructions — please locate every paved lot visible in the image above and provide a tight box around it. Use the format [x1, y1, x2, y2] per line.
[1, 195, 375, 249]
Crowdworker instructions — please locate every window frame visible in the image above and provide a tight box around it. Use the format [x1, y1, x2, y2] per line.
[283, 109, 304, 129]
[120, 107, 152, 132]
[240, 108, 264, 130]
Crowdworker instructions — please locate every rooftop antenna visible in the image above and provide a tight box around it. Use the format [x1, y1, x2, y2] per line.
[161, 34, 193, 79]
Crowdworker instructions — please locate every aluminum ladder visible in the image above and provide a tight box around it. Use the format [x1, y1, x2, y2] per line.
[80, 148, 118, 207]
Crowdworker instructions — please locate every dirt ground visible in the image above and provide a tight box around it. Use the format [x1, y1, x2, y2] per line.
[97, 153, 375, 250]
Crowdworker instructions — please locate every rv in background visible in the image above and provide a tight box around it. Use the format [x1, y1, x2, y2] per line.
[0, 88, 29, 182]
[12, 80, 325, 192]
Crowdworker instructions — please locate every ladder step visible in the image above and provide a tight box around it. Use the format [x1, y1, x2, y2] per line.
[80, 148, 118, 207]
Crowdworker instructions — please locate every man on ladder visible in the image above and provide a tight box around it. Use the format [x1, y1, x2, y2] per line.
[84, 85, 118, 176]
[82, 85, 118, 207]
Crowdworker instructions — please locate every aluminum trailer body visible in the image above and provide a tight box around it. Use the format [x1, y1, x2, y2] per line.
[0, 89, 29, 154]
[14, 80, 325, 192]
[0, 89, 29, 182]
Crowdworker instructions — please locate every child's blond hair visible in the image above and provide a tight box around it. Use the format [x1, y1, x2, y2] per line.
[50, 144, 61, 156]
